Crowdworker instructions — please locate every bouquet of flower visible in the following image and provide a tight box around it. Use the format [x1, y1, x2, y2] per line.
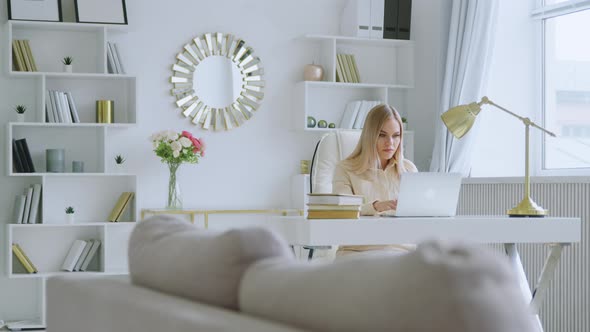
[150, 130, 205, 209]
[150, 130, 205, 164]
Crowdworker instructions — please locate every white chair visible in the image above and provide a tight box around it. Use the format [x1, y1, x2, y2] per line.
[306, 130, 361, 259]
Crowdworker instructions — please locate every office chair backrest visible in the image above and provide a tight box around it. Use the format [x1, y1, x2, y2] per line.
[310, 130, 361, 193]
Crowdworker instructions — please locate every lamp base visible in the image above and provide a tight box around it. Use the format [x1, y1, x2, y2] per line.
[507, 196, 547, 217]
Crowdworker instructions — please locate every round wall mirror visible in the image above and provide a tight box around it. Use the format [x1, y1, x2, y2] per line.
[170, 32, 265, 131]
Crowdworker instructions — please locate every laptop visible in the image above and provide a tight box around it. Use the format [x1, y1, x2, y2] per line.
[388, 172, 462, 217]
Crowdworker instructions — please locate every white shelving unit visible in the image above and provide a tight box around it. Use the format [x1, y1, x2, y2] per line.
[294, 34, 414, 131]
[292, 34, 415, 211]
[4, 20, 137, 326]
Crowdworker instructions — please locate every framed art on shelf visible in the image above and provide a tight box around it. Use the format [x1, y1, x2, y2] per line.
[7, 0, 62, 22]
[75, 0, 128, 25]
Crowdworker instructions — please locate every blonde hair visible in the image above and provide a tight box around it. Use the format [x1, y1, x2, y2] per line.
[343, 104, 407, 175]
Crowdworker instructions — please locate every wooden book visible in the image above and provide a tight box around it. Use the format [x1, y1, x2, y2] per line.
[12, 244, 37, 273]
[11, 40, 26, 71]
[108, 192, 134, 222]
[23, 40, 38, 71]
[307, 210, 360, 219]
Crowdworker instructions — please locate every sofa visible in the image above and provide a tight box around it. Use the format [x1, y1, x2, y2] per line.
[47, 216, 536, 332]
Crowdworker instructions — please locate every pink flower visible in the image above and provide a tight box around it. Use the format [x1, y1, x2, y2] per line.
[181, 131, 193, 140]
[193, 138, 205, 156]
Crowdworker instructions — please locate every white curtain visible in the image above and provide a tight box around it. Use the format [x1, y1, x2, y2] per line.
[429, 0, 498, 175]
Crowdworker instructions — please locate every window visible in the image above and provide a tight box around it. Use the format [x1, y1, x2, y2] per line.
[534, 1, 590, 171]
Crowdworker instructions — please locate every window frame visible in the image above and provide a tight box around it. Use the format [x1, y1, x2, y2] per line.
[533, 0, 590, 176]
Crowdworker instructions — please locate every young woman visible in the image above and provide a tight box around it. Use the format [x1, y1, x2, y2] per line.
[332, 104, 418, 255]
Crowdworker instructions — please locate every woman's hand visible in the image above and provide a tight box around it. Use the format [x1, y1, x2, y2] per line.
[372, 199, 398, 212]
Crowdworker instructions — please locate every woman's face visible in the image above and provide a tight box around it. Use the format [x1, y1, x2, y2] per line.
[376, 117, 401, 162]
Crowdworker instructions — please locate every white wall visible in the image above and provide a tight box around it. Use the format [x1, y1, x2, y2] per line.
[0, 0, 449, 320]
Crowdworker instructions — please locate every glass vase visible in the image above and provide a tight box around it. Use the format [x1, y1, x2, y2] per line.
[166, 162, 182, 209]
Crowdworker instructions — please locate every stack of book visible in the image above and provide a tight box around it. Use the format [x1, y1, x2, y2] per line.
[12, 184, 42, 224]
[307, 193, 363, 219]
[61, 239, 102, 272]
[12, 243, 38, 274]
[107, 42, 126, 74]
[12, 138, 35, 173]
[12, 39, 37, 72]
[108, 192, 134, 222]
[339, 100, 383, 129]
[336, 53, 361, 83]
[45, 90, 80, 123]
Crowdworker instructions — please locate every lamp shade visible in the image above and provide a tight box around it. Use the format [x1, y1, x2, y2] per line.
[441, 102, 482, 139]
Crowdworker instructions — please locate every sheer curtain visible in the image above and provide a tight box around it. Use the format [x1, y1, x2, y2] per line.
[429, 0, 498, 175]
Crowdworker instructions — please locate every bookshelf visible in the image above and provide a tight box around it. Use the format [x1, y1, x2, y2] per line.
[4, 20, 137, 326]
[294, 34, 414, 132]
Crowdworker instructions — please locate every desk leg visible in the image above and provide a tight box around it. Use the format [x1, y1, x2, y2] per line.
[504, 244, 543, 332]
[530, 244, 564, 313]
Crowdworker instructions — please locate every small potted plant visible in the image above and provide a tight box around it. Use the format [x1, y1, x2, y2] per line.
[65, 206, 75, 224]
[14, 105, 26, 122]
[401, 117, 408, 131]
[114, 154, 126, 173]
[62, 56, 74, 73]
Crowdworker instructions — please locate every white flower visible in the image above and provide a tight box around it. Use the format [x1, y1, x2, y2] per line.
[173, 150, 180, 158]
[153, 141, 159, 149]
[179, 136, 192, 147]
[167, 130, 178, 141]
[171, 141, 182, 152]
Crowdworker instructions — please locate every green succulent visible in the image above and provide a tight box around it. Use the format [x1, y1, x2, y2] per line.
[114, 154, 126, 164]
[15, 105, 26, 114]
[65, 206, 75, 214]
[62, 56, 74, 65]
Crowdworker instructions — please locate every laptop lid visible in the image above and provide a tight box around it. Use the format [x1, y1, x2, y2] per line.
[394, 172, 462, 217]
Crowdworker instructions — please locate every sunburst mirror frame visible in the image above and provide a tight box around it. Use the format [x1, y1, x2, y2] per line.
[170, 32, 265, 130]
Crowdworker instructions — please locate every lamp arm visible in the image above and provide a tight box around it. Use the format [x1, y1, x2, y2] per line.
[481, 97, 556, 137]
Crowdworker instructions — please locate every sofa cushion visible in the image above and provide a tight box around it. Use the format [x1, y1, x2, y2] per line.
[239, 241, 535, 332]
[128, 215, 293, 310]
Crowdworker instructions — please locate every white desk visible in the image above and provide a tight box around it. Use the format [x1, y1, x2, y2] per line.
[268, 215, 581, 332]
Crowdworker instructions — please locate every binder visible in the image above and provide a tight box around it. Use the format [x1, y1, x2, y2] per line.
[397, 0, 412, 40]
[370, 0, 385, 39]
[12, 139, 25, 173]
[383, 0, 399, 39]
[15, 138, 35, 172]
[341, 0, 371, 38]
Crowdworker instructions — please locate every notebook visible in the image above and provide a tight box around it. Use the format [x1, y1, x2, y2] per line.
[386, 172, 462, 217]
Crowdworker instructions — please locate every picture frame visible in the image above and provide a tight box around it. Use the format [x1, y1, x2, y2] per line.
[75, 0, 127, 25]
[7, 0, 63, 22]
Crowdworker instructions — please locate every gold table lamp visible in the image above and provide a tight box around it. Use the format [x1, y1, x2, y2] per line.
[441, 96, 556, 217]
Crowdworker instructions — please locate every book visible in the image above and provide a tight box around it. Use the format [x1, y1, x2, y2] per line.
[73, 241, 94, 271]
[15, 244, 38, 273]
[106, 42, 117, 74]
[113, 43, 126, 74]
[13, 195, 26, 224]
[80, 240, 101, 271]
[345, 54, 359, 83]
[339, 101, 360, 129]
[307, 204, 362, 211]
[50, 90, 63, 123]
[23, 40, 38, 71]
[17, 40, 33, 71]
[116, 192, 135, 221]
[11, 40, 26, 71]
[307, 193, 364, 205]
[22, 186, 33, 224]
[12, 139, 25, 173]
[59, 92, 73, 123]
[65, 92, 81, 123]
[15, 138, 35, 172]
[108, 192, 134, 222]
[350, 54, 361, 83]
[353, 100, 368, 129]
[45, 90, 55, 123]
[307, 210, 360, 219]
[27, 184, 42, 224]
[61, 240, 87, 271]
[12, 244, 37, 273]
